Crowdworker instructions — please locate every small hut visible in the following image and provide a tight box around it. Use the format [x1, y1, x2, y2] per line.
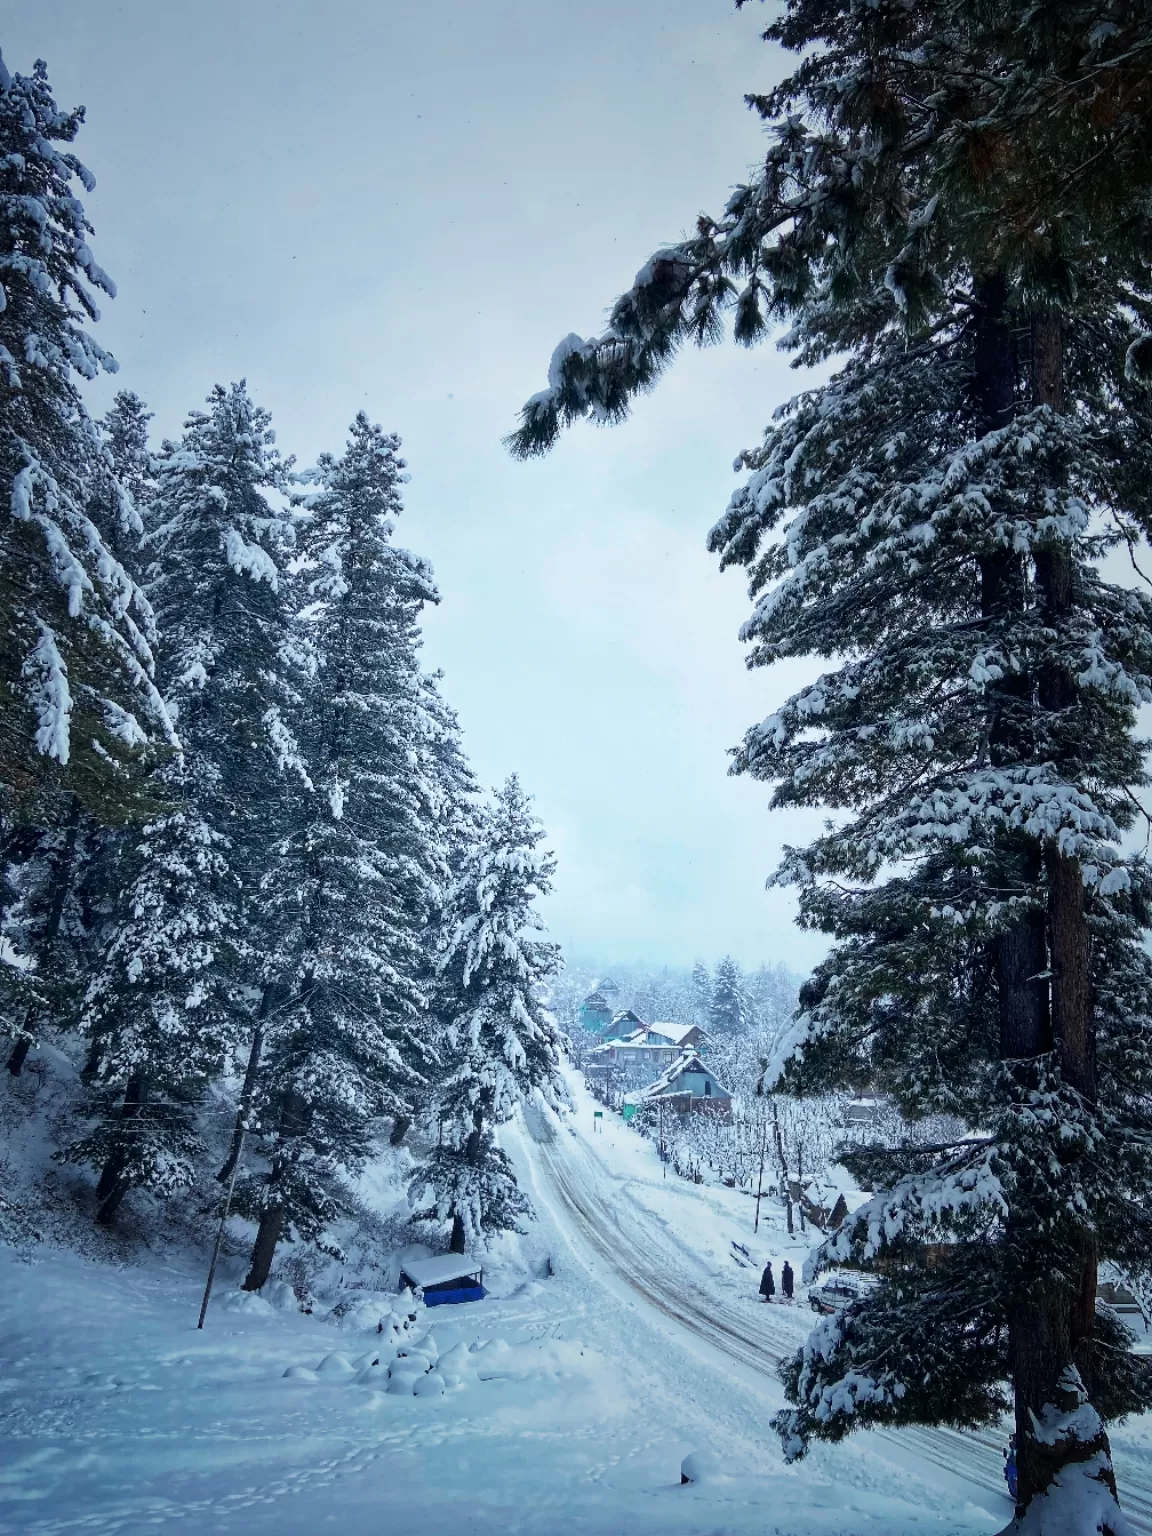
[399, 1255, 486, 1307]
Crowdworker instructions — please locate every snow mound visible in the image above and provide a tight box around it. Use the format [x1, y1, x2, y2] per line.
[437, 1341, 472, 1386]
[259, 1280, 300, 1311]
[680, 1450, 721, 1485]
[221, 1290, 275, 1316]
[335, 1285, 424, 1337]
[282, 1349, 384, 1385]
[280, 1327, 598, 1400]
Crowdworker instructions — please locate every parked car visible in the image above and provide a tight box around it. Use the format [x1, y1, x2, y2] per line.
[808, 1274, 873, 1315]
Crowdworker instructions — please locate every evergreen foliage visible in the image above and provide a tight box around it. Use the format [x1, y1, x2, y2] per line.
[63, 796, 239, 1223]
[0, 54, 171, 821]
[708, 955, 748, 1036]
[0, 41, 544, 1324]
[98, 391, 154, 557]
[412, 776, 567, 1252]
[689, 959, 713, 1027]
[1, 792, 86, 1071]
[235, 416, 442, 1287]
[511, 1, 1152, 1523]
[71, 382, 302, 1224]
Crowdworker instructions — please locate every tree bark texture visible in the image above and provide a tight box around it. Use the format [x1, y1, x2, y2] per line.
[1009, 309, 1109, 1514]
[971, 289, 1111, 1513]
[243, 1204, 286, 1291]
[94, 1074, 148, 1226]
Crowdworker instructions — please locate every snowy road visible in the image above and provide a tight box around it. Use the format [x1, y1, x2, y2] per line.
[519, 1100, 1152, 1535]
[2, 1093, 1147, 1536]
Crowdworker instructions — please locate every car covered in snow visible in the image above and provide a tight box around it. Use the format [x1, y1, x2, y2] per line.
[808, 1274, 874, 1315]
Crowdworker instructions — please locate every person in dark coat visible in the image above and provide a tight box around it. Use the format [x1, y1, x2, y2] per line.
[759, 1262, 775, 1301]
[781, 1261, 794, 1300]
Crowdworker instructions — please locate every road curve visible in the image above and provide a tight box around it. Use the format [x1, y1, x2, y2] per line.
[520, 1105, 1152, 1535]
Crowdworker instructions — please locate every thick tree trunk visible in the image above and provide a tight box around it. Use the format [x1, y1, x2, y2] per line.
[449, 1214, 467, 1254]
[972, 290, 1113, 1514]
[95, 1177, 131, 1227]
[7, 796, 81, 1077]
[1033, 309, 1099, 1388]
[388, 1115, 411, 1148]
[976, 273, 1050, 1064]
[240, 1077, 311, 1293]
[1009, 311, 1113, 1515]
[94, 1074, 148, 1226]
[243, 1203, 286, 1291]
[6, 1035, 32, 1077]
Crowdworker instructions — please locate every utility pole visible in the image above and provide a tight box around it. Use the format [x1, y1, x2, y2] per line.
[754, 1110, 769, 1234]
[198, 1118, 246, 1329]
[773, 1099, 794, 1236]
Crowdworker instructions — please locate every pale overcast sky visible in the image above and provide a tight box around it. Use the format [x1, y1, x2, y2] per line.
[7, 0, 828, 972]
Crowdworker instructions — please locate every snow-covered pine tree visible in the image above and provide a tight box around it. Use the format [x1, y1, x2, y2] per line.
[71, 382, 305, 1225]
[728, 320, 1152, 1511]
[233, 415, 442, 1289]
[0, 52, 171, 823]
[28, 393, 163, 1080]
[2, 376, 167, 1083]
[709, 956, 748, 1036]
[509, 2, 1152, 1525]
[744, 963, 797, 1054]
[690, 959, 713, 1027]
[412, 776, 567, 1253]
[387, 667, 481, 1152]
[1, 794, 86, 1075]
[97, 391, 154, 559]
[416, 669, 480, 885]
[64, 777, 239, 1224]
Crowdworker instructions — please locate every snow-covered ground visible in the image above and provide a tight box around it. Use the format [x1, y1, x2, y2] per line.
[2, 1070, 1150, 1535]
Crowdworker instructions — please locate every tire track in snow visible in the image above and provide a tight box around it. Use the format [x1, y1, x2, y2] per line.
[522, 1109, 1152, 1534]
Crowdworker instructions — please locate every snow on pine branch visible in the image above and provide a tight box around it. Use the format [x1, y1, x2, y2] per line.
[808, 1146, 1007, 1281]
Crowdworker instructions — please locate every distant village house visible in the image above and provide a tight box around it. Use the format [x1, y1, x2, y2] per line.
[622, 1050, 732, 1122]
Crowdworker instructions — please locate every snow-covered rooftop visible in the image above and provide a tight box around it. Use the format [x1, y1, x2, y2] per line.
[633, 1050, 731, 1102]
[590, 1035, 680, 1055]
[399, 1255, 483, 1288]
[646, 1021, 699, 1046]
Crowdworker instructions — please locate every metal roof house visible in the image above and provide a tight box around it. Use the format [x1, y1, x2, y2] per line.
[598, 1008, 646, 1041]
[588, 1031, 683, 1072]
[622, 1050, 732, 1122]
[578, 990, 614, 1034]
[645, 1021, 708, 1051]
[399, 1255, 486, 1307]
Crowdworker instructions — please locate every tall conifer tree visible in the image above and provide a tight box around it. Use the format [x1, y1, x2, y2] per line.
[709, 956, 749, 1036]
[0, 57, 171, 1074]
[72, 383, 302, 1224]
[0, 52, 171, 821]
[235, 415, 441, 1289]
[510, 4, 1152, 1526]
[412, 776, 567, 1253]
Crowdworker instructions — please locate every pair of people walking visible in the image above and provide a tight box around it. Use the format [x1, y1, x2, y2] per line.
[759, 1260, 793, 1302]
